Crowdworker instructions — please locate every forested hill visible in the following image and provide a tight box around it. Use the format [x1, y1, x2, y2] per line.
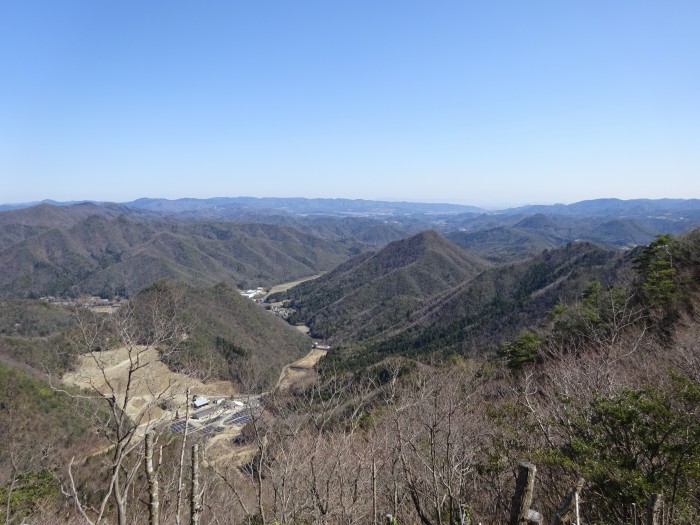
[446, 212, 694, 263]
[142, 280, 311, 390]
[0, 279, 309, 391]
[445, 225, 562, 263]
[277, 230, 491, 342]
[2, 198, 699, 300]
[312, 240, 628, 370]
[0, 210, 353, 298]
[382, 241, 623, 349]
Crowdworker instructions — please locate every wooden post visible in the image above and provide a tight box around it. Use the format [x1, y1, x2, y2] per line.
[145, 431, 160, 525]
[191, 444, 201, 525]
[510, 462, 537, 525]
[551, 477, 585, 525]
[646, 493, 663, 525]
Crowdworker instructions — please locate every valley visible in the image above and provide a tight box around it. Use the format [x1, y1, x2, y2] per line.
[1, 198, 700, 525]
[4, 0, 698, 521]
[58, 271, 332, 467]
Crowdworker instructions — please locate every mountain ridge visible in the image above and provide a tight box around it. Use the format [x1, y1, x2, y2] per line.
[2, 197, 700, 299]
[0, 213, 353, 298]
[280, 230, 491, 341]
[320, 240, 628, 370]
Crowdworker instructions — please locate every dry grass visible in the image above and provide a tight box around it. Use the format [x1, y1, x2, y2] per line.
[276, 348, 326, 391]
[290, 348, 327, 368]
[265, 274, 323, 297]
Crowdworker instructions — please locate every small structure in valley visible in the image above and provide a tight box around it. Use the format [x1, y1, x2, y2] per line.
[193, 396, 209, 409]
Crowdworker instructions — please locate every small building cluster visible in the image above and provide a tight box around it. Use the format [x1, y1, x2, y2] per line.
[239, 288, 266, 299]
[266, 304, 296, 319]
[170, 395, 263, 436]
[192, 395, 225, 409]
[40, 295, 124, 309]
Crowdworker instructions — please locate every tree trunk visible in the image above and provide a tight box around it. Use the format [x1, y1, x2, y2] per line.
[647, 493, 663, 525]
[191, 444, 201, 525]
[551, 477, 584, 525]
[510, 461, 537, 525]
[145, 431, 160, 525]
[114, 467, 128, 525]
[372, 458, 377, 525]
[5, 456, 20, 525]
[176, 387, 191, 525]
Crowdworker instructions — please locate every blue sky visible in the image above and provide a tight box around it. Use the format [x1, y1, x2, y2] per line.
[1, 1, 699, 207]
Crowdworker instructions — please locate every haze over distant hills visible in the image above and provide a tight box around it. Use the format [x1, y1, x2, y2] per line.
[3, 195, 700, 217]
[0, 197, 483, 215]
[0, 196, 699, 299]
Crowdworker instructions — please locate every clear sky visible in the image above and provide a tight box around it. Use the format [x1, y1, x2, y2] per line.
[1, 1, 699, 207]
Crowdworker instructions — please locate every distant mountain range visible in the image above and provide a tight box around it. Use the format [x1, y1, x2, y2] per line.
[4, 196, 700, 220]
[0, 197, 483, 216]
[0, 197, 699, 299]
[0, 205, 353, 298]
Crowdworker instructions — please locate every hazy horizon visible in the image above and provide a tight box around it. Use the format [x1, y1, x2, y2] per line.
[3, 194, 699, 213]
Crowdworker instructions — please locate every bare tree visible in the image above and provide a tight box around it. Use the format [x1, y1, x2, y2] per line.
[56, 286, 188, 525]
[174, 387, 191, 525]
[144, 431, 160, 525]
[376, 365, 487, 525]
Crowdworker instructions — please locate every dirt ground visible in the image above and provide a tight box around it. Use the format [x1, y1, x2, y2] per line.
[62, 346, 236, 424]
[291, 348, 327, 368]
[264, 274, 323, 297]
[63, 339, 326, 465]
[62, 344, 325, 415]
[275, 348, 327, 391]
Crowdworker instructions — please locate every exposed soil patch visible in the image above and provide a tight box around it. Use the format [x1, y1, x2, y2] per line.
[265, 274, 323, 298]
[63, 346, 236, 423]
[276, 348, 327, 391]
[63, 342, 326, 466]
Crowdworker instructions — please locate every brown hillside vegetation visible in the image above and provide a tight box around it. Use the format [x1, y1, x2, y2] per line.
[282, 230, 491, 342]
[2, 228, 700, 524]
[0, 205, 353, 298]
[298, 240, 628, 372]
